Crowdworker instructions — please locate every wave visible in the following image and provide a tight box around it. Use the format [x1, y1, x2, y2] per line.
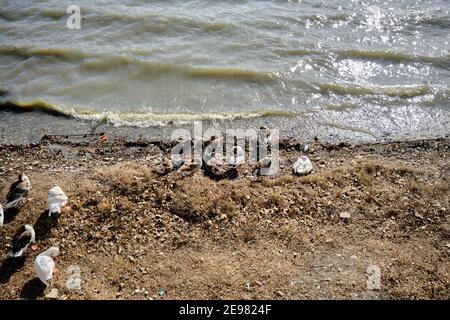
[336, 50, 450, 68]
[275, 49, 323, 57]
[414, 16, 450, 29]
[40, 9, 67, 20]
[0, 100, 293, 127]
[301, 13, 350, 22]
[0, 8, 66, 21]
[75, 109, 293, 127]
[0, 46, 273, 84]
[318, 83, 430, 98]
[0, 46, 90, 61]
[0, 100, 72, 117]
[81, 57, 276, 83]
[0, 10, 32, 22]
[90, 11, 233, 34]
[277, 49, 450, 70]
[0, 45, 169, 62]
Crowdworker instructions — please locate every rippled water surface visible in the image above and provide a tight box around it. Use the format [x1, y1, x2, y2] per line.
[0, 0, 449, 142]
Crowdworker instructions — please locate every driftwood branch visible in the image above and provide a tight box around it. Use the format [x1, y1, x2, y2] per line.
[39, 127, 106, 142]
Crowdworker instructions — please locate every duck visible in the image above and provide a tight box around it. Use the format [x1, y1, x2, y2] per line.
[0, 204, 3, 228]
[178, 156, 202, 177]
[34, 247, 59, 286]
[205, 153, 228, 178]
[203, 135, 222, 158]
[254, 156, 274, 176]
[171, 153, 188, 170]
[259, 126, 275, 146]
[228, 146, 245, 166]
[9, 224, 36, 257]
[6, 173, 32, 209]
[170, 137, 198, 171]
[48, 186, 69, 217]
[293, 156, 313, 176]
[171, 139, 193, 170]
[152, 156, 173, 175]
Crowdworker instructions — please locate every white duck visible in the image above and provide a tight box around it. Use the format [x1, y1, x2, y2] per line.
[259, 126, 276, 146]
[48, 186, 68, 217]
[0, 204, 3, 228]
[10, 224, 36, 257]
[228, 146, 245, 166]
[6, 173, 32, 209]
[34, 247, 59, 286]
[293, 156, 313, 176]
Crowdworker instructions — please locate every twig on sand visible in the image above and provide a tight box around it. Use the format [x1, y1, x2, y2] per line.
[39, 128, 106, 142]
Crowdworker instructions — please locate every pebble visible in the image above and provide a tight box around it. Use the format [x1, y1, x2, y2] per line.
[339, 211, 351, 219]
[66, 265, 82, 290]
[366, 265, 381, 290]
[158, 288, 167, 297]
[45, 288, 59, 300]
[275, 291, 284, 297]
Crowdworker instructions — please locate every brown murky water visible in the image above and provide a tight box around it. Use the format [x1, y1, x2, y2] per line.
[0, 0, 449, 143]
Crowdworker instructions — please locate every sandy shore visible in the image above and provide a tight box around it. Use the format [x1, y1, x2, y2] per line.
[0, 136, 449, 300]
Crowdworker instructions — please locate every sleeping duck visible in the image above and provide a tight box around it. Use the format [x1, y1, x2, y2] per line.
[205, 153, 237, 179]
[206, 154, 227, 177]
[9, 224, 35, 257]
[34, 247, 59, 286]
[254, 156, 276, 176]
[152, 156, 173, 175]
[293, 156, 313, 176]
[178, 156, 202, 177]
[6, 173, 32, 209]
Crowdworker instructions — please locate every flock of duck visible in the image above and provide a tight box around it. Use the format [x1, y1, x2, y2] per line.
[0, 129, 313, 290]
[152, 129, 314, 179]
[0, 174, 68, 286]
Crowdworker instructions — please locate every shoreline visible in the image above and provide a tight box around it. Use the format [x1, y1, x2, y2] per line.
[1, 106, 449, 146]
[0, 137, 449, 299]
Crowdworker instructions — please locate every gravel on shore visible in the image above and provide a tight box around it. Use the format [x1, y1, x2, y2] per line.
[0, 136, 449, 300]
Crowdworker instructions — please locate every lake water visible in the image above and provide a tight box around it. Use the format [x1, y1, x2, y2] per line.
[0, 0, 449, 143]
